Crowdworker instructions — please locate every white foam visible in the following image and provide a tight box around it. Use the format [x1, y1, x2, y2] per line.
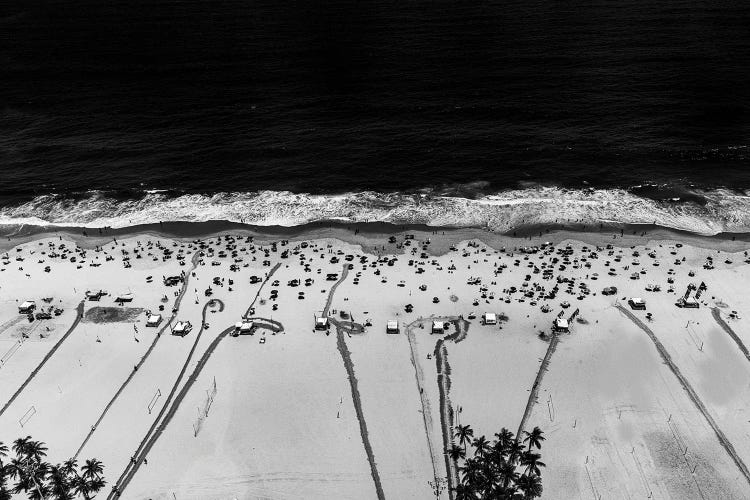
[1, 187, 749, 235]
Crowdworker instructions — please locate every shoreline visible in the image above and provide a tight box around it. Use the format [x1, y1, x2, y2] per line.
[3, 219, 750, 254]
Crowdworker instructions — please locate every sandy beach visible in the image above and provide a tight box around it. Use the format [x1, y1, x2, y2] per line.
[2, 224, 750, 499]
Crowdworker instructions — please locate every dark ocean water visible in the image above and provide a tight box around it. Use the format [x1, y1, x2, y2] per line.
[1, 0, 750, 232]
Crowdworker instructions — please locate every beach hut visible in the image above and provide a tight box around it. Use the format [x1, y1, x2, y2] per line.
[314, 313, 329, 330]
[146, 314, 162, 327]
[18, 301, 36, 314]
[386, 320, 399, 334]
[677, 297, 700, 309]
[628, 298, 647, 310]
[482, 312, 497, 325]
[684, 297, 699, 308]
[432, 320, 445, 334]
[553, 317, 569, 333]
[172, 321, 192, 336]
[238, 321, 255, 334]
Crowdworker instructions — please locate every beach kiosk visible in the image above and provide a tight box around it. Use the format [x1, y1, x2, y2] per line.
[628, 298, 647, 310]
[432, 320, 445, 334]
[18, 301, 36, 314]
[236, 320, 255, 335]
[146, 314, 162, 327]
[314, 312, 329, 331]
[677, 297, 700, 309]
[553, 317, 569, 333]
[482, 312, 497, 325]
[172, 321, 193, 336]
[386, 320, 399, 334]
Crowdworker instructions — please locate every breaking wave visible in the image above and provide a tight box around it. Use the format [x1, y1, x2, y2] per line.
[1, 186, 750, 236]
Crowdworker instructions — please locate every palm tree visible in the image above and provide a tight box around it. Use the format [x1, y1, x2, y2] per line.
[498, 460, 519, 487]
[454, 425, 474, 453]
[523, 427, 545, 451]
[13, 460, 50, 500]
[13, 437, 47, 464]
[448, 444, 466, 462]
[7, 457, 32, 495]
[27, 441, 48, 463]
[0, 481, 10, 500]
[26, 482, 50, 500]
[0, 441, 10, 500]
[507, 440, 525, 465]
[494, 428, 515, 453]
[516, 473, 543, 499]
[81, 459, 106, 499]
[453, 483, 475, 500]
[8, 436, 50, 500]
[61, 459, 78, 478]
[12, 437, 32, 458]
[460, 458, 483, 488]
[72, 475, 92, 500]
[521, 451, 546, 477]
[48, 464, 72, 500]
[472, 435, 491, 459]
[81, 460, 103, 482]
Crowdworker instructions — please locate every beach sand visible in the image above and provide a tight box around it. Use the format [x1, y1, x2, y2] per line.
[2, 225, 750, 499]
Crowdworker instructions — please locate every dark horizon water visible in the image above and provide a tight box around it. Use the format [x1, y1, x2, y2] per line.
[2, 0, 750, 206]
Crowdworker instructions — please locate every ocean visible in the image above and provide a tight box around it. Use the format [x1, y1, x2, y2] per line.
[1, 0, 749, 234]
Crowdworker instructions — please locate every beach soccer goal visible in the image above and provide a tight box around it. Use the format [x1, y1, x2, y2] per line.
[1, 340, 23, 366]
[19, 406, 36, 427]
[148, 388, 162, 414]
[192, 377, 217, 437]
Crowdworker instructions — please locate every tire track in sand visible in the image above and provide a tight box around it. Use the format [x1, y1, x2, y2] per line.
[515, 333, 560, 441]
[404, 317, 446, 498]
[327, 264, 386, 500]
[617, 303, 750, 487]
[711, 307, 750, 363]
[109, 261, 281, 498]
[74, 252, 201, 458]
[0, 300, 86, 418]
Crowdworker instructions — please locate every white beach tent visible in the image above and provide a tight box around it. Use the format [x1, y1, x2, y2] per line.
[146, 314, 162, 327]
[553, 317, 569, 332]
[172, 321, 192, 336]
[18, 300, 36, 313]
